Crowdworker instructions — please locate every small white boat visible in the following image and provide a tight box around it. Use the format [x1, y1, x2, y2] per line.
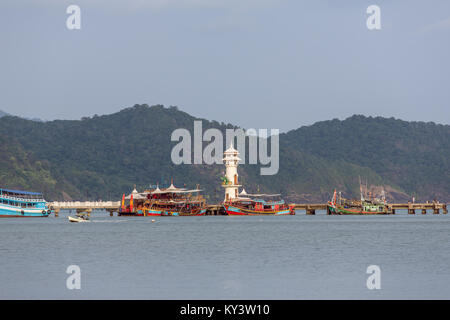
[68, 215, 90, 223]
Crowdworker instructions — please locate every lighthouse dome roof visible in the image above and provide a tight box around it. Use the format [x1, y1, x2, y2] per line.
[224, 142, 239, 154]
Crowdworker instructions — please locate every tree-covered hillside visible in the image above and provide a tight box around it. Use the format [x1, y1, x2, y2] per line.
[282, 115, 450, 201]
[0, 105, 448, 203]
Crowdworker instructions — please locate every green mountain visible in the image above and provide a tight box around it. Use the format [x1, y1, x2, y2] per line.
[282, 115, 450, 202]
[0, 104, 448, 203]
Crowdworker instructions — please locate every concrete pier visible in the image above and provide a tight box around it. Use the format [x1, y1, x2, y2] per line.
[290, 203, 448, 215]
[49, 201, 120, 217]
[389, 203, 447, 215]
[206, 205, 224, 215]
[49, 201, 448, 216]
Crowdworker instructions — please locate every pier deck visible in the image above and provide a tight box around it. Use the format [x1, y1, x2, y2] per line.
[49, 201, 121, 217]
[388, 203, 448, 215]
[289, 203, 447, 215]
[49, 202, 447, 216]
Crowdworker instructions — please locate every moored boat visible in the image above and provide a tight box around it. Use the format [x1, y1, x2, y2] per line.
[118, 182, 207, 217]
[221, 143, 294, 216]
[327, 188, 392, 215]
[223, 192, 294, 216]
[0, 188, 51, 217]
[118, 187, 148, 216]
[147, 183, 206, 216]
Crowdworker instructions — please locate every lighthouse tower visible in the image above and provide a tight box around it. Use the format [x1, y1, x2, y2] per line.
[222, 142, 242, 202]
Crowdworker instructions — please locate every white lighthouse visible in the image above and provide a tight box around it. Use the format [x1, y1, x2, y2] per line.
[222, 142, 242, 202]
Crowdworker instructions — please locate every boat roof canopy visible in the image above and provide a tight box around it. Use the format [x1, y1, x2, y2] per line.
[125, 193, 147, 200]
[0, 188, 42, 196]
[245, 193, 281, 197]
[151, 188, 202, 194]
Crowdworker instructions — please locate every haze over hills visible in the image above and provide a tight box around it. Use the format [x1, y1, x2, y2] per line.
[0, 109, 44, 122]
[0, 104, 448, 203]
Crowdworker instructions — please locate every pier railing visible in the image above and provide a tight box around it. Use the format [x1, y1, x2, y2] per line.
[49, 201, 121, 216]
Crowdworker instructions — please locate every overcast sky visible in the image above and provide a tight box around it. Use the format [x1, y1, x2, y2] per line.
[0, 1, 449, 131]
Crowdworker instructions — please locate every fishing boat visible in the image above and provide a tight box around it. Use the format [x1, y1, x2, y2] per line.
[0, 188, 51, 217]
[223, 190, 294, 216]
[327, 187, 392, 215]
[118, 182, 207, 217]
[221, 143, 294, 215]
[147, 183, 206, 216]
[118, 187, 148, 216]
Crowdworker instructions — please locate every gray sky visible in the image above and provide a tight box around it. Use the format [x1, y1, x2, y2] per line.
[0, 0, 449, 131]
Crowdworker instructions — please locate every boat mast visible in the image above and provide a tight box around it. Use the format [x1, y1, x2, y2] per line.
[359, 176, 365, 202]
[381, 187, 386, 204]
[365, 178, 368, 201]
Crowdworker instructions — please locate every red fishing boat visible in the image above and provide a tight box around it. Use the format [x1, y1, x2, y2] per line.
[223, 190, 294, 215]
[221, 143, 294, 216]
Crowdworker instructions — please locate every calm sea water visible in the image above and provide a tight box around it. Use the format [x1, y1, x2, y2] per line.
[1, 210, 449, 299]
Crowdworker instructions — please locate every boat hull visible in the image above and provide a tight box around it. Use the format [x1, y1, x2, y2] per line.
[327, 205, 391, 215]
[145, 209, 163, 216]
[161, 209, 206, 216]
[119, 208, 206, 216]
[0, 205, 50, 217]
[224, 204, 294, 216]
[68, 216, 90, 222]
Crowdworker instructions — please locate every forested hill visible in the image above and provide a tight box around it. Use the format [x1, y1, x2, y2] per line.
[0, 110, 9, 118]
[0, 104, 448, 203]
[282, 115, 450, 202]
